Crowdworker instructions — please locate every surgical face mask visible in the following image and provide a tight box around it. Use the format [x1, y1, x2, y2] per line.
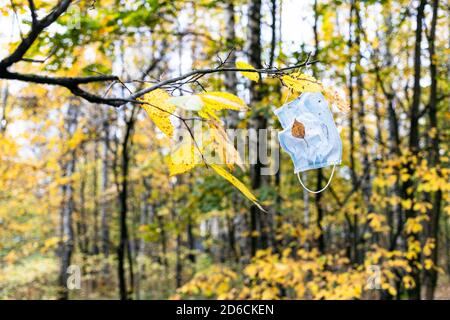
[274, 92, 342, 193]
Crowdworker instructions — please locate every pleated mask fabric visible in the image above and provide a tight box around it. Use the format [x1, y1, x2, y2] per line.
[274, 92, 342, 173]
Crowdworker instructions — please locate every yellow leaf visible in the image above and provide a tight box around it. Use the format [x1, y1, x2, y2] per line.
[423, 239, 435, 256]
[402, 275, 415, 289]
[387, 286, 397, 297]
[322, 86, 350, 112]
[139, 89, 176, 137]
[43, 237, 60, 251]
[322, 11, 335, 42]
[66, 128, 85, 150]
[405, 217, 423, 234]
[199, 92, 247, 111]
[209, 164, 265, 212]
[168, 95, 204, 111]
[401, 199, 412, 210]
[244, 265, 258, 278]
[281, 72, 322, 93]
[208, 122, 245, 170]
[236, 61, 260, 82]
[424, 259, 433, 270]
[167, 138, 199, 176]
[198, 108, 220, 121]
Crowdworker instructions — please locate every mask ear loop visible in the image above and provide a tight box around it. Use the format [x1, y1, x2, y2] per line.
[296, 164, 336, 194]
[283, 88, 335, 193]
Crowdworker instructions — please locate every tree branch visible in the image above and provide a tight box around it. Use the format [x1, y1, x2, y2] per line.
[28, 0, 38, 24]
[130, 58, 317, 99]
[0, 0, 319, 111]
[0, 0, 72, 69]
[0, 59, 317, 107]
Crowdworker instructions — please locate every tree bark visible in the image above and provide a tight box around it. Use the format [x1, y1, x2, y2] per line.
[101, 110, 111, 258]
[248, 0, 266, 257]
[117, 107, 136, 300]
[424, 0, 441, 300]
[403, 0, 426, 300]
[58, 103, 79, 300]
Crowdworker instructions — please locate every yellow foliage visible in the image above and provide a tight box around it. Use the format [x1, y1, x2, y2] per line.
[281, 72, 322, 93]
[236, 61, 260, 82]
[322, 11, 335, 42]
[42, 237, 60, 253]
[167, 138, 199, 176]
[139, 89, 176, 138]
[424, 259, 433, 270]
[402, 275, 415, 289]
[405, 216, 428, 234]
[323, 86, 350, 112]
[173, 266, 238, 299]
[207, 122, 244, 170]
[423, 238, 435, 256]
[66, 128, 85, 150]
[367, 213, 389, 233]
[199, 92, 247, 112]
[209, 164, 264, 212]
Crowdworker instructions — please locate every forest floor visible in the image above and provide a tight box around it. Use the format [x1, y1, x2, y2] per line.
[2, 255, 450, 300]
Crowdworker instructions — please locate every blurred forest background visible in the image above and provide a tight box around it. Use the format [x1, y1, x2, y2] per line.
[0, 0, 449, 300]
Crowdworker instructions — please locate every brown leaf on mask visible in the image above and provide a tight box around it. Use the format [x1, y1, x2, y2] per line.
[291, 120, 305, 139]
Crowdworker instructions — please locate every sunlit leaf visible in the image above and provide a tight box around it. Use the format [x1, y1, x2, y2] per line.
[281, 72, 322, 92]
[139, 89, 176, 137]
[199, 92, 247, 111]
[323, 86, 350, 112]
[209, 164, 265, 212]
[168, 95, 204, 111]
[167, 137, 199, 176]
[236, 61, 260, 82]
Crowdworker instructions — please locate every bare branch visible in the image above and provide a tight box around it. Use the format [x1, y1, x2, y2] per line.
[0, 0, 72, 68]
[130, 57, 317, 100]
[21, 47, 57, 64]
[0, 57, 317, 108]
[1, 70, 118, 86]
[0, 0, 319, 112]
[28, 0, 38, 24]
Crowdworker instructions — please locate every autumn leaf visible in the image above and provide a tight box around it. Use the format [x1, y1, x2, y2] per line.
[281, 72, 322, 92]
[236, 61, 260, 82]
[199, 92, 247, 111]
[198, 108, 221, 121]
[323, 86, 350, 112]
[139, 89, 176, 137]
[197, 92, 247, 121]
[209, 164, 265, 212]
[168, 95, 204, 111]
[208, 122, 245, 171]
[291, 120, 305, 138]
[167, 136, 199, 176]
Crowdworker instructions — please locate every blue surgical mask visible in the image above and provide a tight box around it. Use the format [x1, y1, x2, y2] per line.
[274, 92, 342, 174]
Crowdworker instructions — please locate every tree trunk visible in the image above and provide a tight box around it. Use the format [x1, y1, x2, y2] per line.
[403, 0, 426, 300]
[248, 0, 266, 257]
[101, 112, 111, 257]
[312, 0, 325, 255]
[355, 1, 373, 260]
[58, 104, 79, 300]
[92, 140, 100, 255]
[424, 0, 441, 300]
[117, 107, 136, 300]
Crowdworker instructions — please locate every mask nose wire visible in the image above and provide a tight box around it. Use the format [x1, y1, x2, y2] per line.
[297, 164, 336, 194]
